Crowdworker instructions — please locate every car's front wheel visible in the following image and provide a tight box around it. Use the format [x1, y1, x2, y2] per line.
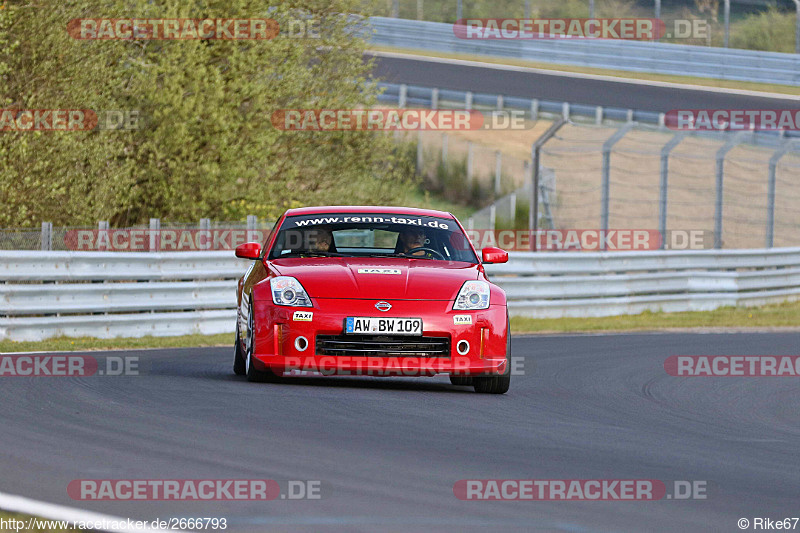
[244, 297, 276, 383]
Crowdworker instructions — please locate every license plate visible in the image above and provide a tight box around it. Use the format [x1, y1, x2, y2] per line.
[345, 317, 423, 335]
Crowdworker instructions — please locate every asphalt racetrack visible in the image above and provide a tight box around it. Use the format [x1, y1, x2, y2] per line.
[2, 332, 799, 532]
[369, 53, 800, 113]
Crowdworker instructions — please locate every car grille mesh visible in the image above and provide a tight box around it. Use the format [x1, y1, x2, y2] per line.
[315, 334, 450, 357]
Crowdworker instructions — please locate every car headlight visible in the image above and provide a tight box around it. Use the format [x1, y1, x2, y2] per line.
[270, 276, 312, 307]
[453, 280, 490, 310]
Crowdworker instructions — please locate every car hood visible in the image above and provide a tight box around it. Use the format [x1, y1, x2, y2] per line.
[269, 257, 480, 300]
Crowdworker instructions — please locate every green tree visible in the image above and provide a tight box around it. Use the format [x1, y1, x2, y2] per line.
[0, 0, 412, 226]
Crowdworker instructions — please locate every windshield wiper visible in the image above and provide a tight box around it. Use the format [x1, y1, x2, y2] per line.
[280, 251, 348, 258]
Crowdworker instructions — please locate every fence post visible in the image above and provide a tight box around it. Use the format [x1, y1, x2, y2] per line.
[655, 0, 661, 20]
[562, 102, 570, 121]
[766, 141, 799, 248]
[595, 106, 603, 125]
[530, 118, 567, 250]
[40, 222, 52, 251]
[465, 91, 473, 110]
[431, 88, 439, 110]
[467, 141, 474, 186]
[398, 84, 407, 108]
[494, 150, 502, 195]
[659, 132, 687, 249]
[416, 130, 424, 175]
[98, 220, 109, 251]
[794, 0, 800, 54]
[457, 0, 462, 20]
[497, 95, 504, 110]
[198, 218, 211, 251]
[601, 123, 637, 248]
[724, 0, 730, 47]
[589, 0, 595, 19]
[531, 99, 539, 121]
[149, 218, 161, 252]
[247, 214, 258, 243]
[714, 132, 748, 249]
[441, 133, 448, 165]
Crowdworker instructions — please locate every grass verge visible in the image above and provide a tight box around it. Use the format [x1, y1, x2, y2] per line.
[0, 333, 232, 353]
[0, 510, 86, 532]
[512, 300, 800, 334]
[369, 46, 800, 96]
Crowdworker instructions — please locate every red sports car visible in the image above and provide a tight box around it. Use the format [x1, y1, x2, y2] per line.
[232, 206, 511, 393]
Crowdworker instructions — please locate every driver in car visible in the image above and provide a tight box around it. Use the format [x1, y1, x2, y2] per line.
[398, 227, 430, 257]
[308, 227, 333, 253]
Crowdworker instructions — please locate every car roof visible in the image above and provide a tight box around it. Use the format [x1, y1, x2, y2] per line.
[283, 205, 456, 219]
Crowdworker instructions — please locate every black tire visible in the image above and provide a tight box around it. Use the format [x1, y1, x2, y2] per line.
[244, 298, 276, 383]
[233, 323, 246, 376]
[449, 375, 473, 386]
[473, 323, 511, 394]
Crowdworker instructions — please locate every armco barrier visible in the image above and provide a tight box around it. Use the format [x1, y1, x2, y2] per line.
[368, 17, 800, 86]
[2, 248, 799, 341]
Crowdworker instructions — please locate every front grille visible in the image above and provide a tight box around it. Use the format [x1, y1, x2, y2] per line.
[315, 334, 450, 357]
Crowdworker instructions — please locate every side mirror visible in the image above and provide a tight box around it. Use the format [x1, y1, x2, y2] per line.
[235, 242, 262, 260]
[481, 246, 508, 264]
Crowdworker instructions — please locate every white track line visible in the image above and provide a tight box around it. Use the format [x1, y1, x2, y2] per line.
[0, 491, 169, 532]
[367, 50, 800, 101]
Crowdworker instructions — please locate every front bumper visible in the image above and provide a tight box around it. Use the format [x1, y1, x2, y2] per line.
[251, 298, 508, 377]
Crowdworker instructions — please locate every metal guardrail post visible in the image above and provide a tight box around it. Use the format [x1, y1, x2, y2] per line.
[40, 222, 52, 251]
[530, 118, 567, 251]
[766, 141, 799, 248]
[149, 218, 161, 252]
[497, 95, 504, 110]
[398, 84, 407, 108]
[562, 102, 570, 121]
[595, 106, 603, 125]
[601, 123, 636, 247]
[714, 132, 748, 249]
[530, 99, 539, 121]
[465, 92, 472, 110]
[431, 88, 439, 110]
[659, 132, 687, 249]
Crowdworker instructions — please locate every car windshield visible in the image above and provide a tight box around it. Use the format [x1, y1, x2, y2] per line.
[268, 212, 478, 263]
